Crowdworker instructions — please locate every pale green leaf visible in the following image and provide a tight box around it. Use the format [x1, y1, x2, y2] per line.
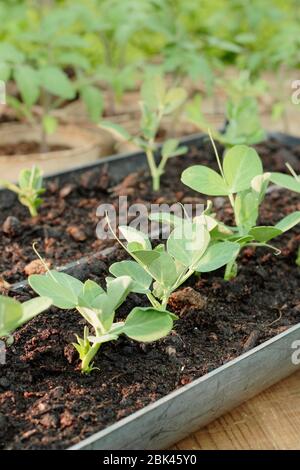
[21, 297, 52, 324]
[29, 271, 83, 309]
[167, 222, 210, 267]
[223, 145, 263, 193]
[147, 252, 178, 287]
[88, 333, 120, 344]
[109, 261, 152, 294]
[196, 241, 240, 272]
[249, 226, 283, 243]
[133, 250, 161, 267]
[78, 280, 105, 308]
[123, 307, 173, 342]
[193, 215, 218, 231]
[119, 226, 151, 250]
[106, 275, 133, 313]
[181, 165, 229, 196]
[149, 212, 184, 228]
[270, 173, 300, 193]
[275, 211, 300, 233]
[19, 166, 43, 191]
[0, 296, 22, 337]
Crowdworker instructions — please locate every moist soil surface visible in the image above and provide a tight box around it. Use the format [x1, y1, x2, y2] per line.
[0, 138, 299, 450]
[1, 137, 300, 285]
[0, 142, 70, 157]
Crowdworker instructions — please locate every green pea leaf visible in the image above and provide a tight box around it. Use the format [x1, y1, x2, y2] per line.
[193, 215, 218, 232]
[19, 166, 43, 191]
[181, 165, 229, 196]
[0, 295, 52, 337]
[249, 226, 283, 243]
[132, 249, 161, 267]
[275, 211, 300, 233]
[234, 190, 259, 233]
[147, 252, 178, 287]
[149, 212, 184, 228]
[167, 222, 210, 267]
[106, 275, 133, 312]
[78, 280, 105, 308]
[223, 145, 263, 193]
[88, 332, 120, 344]
[29, 271, 83, 309]
[21, 297, 53, 324]
[0, 296, 22, 337]
[119, 226, 151, 250]
[109, 261, 152, 294]
[123, 307, 173, 342]
[196, 241, 240, 272]
[270, 173, 300, 193]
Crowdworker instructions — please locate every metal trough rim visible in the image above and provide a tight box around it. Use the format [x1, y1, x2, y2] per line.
[69, 322, 300, 450]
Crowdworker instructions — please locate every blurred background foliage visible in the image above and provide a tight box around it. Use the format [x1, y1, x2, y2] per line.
[0, 0, 299, 135]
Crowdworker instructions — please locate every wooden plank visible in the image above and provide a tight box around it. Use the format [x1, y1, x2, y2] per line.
[174, 370, 300, 450]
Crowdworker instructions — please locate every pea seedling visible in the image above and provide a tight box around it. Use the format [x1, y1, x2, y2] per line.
[29, 270, 174, 374]
[187, 93, 265, 147]
[0, 166, 45, 217]
[107, 217, 240, 308]
[271, 164, 300, 266]
[101, 74, 188, 191]
[0, 295, 52, 340]
[181, 138, 300, 279]
[270, 163, 300, 194]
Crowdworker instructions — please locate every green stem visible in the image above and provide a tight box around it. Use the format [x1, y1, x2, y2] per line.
[29, 205, 38, 217]
[146, 147, 160, 191]
[286, 163, 300, 182]
[208, 130, 225, 180]
[161, 297, 168, 310]
[224, 259, 238, 281]
[228, 193, 235, 210]
[152, 173, 160, 192]
[81, 343, 100, 373]
[146, 292, 161, 309]
[40, 89, 50, 153]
